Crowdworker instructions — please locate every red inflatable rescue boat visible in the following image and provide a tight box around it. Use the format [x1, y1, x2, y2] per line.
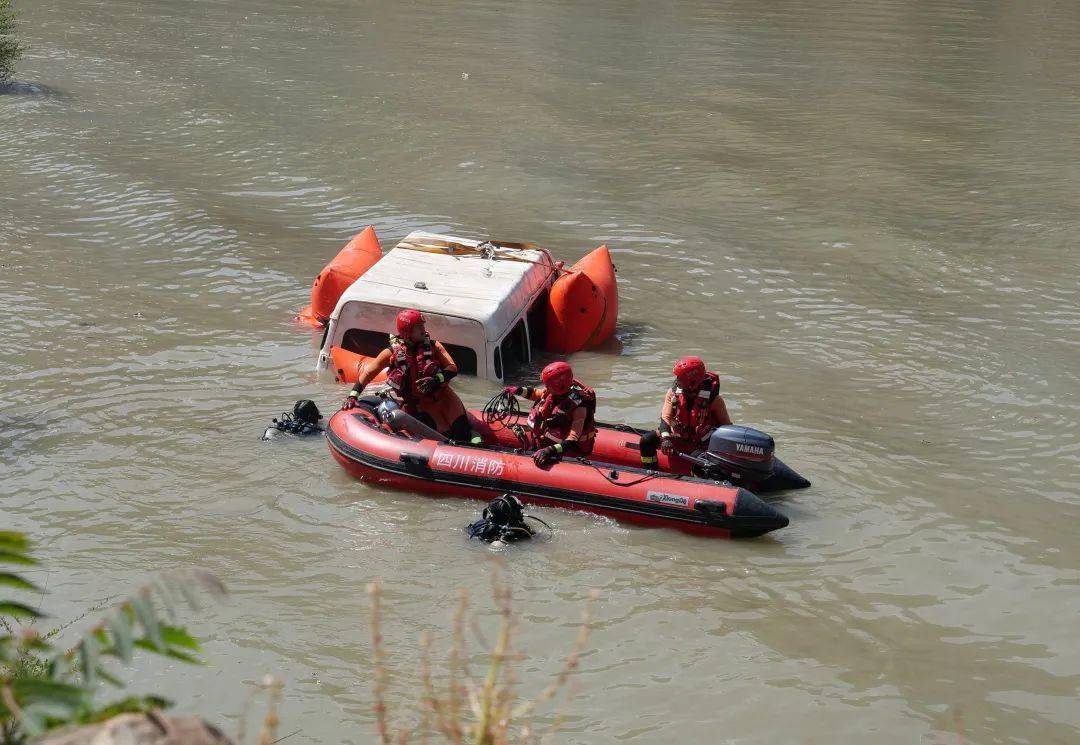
[326, 400, 790, 538]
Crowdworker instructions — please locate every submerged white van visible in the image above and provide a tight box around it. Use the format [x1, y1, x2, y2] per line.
[316, 232, 559, 383]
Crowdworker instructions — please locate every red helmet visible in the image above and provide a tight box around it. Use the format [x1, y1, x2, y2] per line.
[396, 309, 425, 337]
[541, 361, 574, 395]
[673, 356, 706, 388]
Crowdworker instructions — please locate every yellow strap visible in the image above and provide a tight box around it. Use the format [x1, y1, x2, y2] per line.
[397, 239, 563, 272]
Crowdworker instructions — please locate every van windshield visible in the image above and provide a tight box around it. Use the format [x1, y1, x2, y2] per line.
[341, 328, 479, 376]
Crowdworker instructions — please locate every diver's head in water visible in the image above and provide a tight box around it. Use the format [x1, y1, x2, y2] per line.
[292, 399, 322, 426]
[466, 494, 537, 545]
[487, 493, 525, 526]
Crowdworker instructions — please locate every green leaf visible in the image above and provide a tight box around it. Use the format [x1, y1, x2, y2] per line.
[133, 639, 203, 665]
[0, 531, 30, 552]
[160, 625, 202, 652]
[79, 635, 99, 689]
[97, 666, 125, 689]
[12, 680, 89, 736]
[13, 678, 88, 709]
[17, 702, 47, 736]
[131, 591, 163, 652]
[83, 694, 172, 723]
[107, 610, 134, 663]
[0, 549, 38, 566]
[0, 571, 40, 592]
[0, 601, 43, 620]
[20, 699, 82, 735]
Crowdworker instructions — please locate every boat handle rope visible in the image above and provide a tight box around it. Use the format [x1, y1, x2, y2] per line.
[576, 458, 681, 487]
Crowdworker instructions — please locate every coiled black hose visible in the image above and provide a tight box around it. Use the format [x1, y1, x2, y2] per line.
[482, 391, 530, 450]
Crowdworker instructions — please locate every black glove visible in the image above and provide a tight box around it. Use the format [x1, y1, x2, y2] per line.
[660, 436, 675, 455]
[416, 377, 438, 395]
[342, 384, 364, 410]
[533, 444, 562, 468]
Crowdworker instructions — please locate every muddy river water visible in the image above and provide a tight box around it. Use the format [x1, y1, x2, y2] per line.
[2, 1, 1079, 742]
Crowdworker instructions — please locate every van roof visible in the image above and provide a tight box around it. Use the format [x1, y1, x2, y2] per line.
[331, 231, 556, 342]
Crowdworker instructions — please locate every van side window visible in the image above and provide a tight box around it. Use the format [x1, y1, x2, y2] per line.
[499, 319, 529, 380]
[442, 344, 478, 376]
[526, 291, 547, 350]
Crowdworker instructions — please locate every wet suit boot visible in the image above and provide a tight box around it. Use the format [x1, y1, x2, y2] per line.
[450, 414, 484, 446]
[639, 430, 660, 467]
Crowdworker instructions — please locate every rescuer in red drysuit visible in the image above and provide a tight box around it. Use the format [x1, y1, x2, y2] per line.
[638, 355, 732, 467]
[503, 360, 598, 468]
[343, 309, 481, 444]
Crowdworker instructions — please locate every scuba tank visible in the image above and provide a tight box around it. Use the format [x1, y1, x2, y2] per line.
[376, 397, 447, 441]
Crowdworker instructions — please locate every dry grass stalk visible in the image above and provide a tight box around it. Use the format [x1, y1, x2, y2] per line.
[235, 681, 258, 745]
[257, 675, 284, 745]
[368, 580, 393, 745]
[234, 674, 286, 745]
[473, 567, 513, 744]
[366, 565, 597, 744]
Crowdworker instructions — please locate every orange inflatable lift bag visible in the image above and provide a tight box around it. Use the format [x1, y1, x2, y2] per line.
[544, 244, 618, 353]
[297, 226, 382, 328]
[328, 346, 388, 386]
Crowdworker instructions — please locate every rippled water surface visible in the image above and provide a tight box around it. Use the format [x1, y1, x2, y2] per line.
[3, 1, 1080, 742]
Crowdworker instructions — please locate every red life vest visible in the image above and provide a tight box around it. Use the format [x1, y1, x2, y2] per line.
[385, 333, 438, 406]
[528, 379, 597, 447]
[671, 372, 720, 443]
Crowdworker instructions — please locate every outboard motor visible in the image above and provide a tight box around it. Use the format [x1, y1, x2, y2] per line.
[701, 425, 775, 486]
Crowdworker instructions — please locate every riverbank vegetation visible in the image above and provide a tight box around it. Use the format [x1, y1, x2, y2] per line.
[3, 532, 594, 744]
[0, 531, 225, 744]
[0, 0, 23, 87]
[366, 568, 597, 744]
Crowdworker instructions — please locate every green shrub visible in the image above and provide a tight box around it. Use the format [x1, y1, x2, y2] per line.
[0, 0, 23, 86]
[0, 531, 224, 744]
